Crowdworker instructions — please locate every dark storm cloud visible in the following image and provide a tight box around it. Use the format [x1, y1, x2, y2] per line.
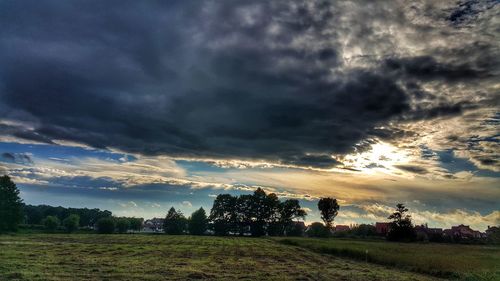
[383, 56, 492, 82]
[0, 0, 497, 168]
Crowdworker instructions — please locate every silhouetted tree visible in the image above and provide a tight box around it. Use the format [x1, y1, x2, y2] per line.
[279, 200, 306, 236]
[63, 214, 80, 233]
[164, 207, 187, 235]
[318, 197, 339, 229]
[43, 216, 60, 232]
[209, 189, 307, 236]
[116, 218, 130, 233]
[249, 188, 274, 236]
[188, 207, 208, 235]
[0, 175, 23, 232]
[96, 217, 115, 234]
[210, 194, 238, 235]
[387, 203, 416, 242]
[306, 222, 330, 238]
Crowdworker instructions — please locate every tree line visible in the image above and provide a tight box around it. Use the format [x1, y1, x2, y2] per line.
[161, 188, 309, 237]
[3, 175, 499, 243]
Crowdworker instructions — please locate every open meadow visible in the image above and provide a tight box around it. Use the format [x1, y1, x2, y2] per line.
[276, 237, 500, 281]
[0, 234, 443, 281]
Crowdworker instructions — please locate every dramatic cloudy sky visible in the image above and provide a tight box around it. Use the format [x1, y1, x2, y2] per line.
[1, 0, 499, 230]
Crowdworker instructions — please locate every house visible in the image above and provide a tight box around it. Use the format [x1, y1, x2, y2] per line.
[415, 224, 443, 241]
[375, 222, 390, 235]
[486, 226, 499, 237]
[334, 225, 350, 232]
[143, 218, 165, 232]
[444, 224, 484, 239]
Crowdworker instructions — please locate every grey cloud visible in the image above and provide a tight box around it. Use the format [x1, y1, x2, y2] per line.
[0, 0, 498, 169]
[394, 165, 429, 174]
[1, 152, 33, 165]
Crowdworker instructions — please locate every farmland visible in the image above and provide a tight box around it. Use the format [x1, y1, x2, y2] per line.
[0, 234, 441, 281]
[276, 237, 500, 280]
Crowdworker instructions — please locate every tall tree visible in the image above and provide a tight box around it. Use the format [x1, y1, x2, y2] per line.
[164, 207, 187, 235]
[188, 207, 208, 235]
[387, 203, 416, 242]
[209, 194, 238, 235]
[317, 197, 339, 229]
[0, 175, 23, 232]
[280, 199, 307, 235]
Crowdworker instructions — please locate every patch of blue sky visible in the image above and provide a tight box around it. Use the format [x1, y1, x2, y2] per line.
[175, 160, 228, 174]
[0, 141, 136, 163]
[437, 149, 498, 178]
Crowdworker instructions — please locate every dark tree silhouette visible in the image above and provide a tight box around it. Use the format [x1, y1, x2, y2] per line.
[0, 175, 23, 232]
[164, 207, 187, 235]
[317, 197, 339, 229]
[63, 214, 80, 233]
[387, 203, 416, 242]
[279, 199, 306, 236]
[210, 189, 307, 236]
[248, 188, 274, 236]
[188, 207, 208, 235]
[209, 194, 238, 235]
[96, 217, 115, 234]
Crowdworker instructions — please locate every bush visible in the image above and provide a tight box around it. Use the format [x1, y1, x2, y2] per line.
[96, 217, 115, 234]
[115, 218, 130, 233]
[63, 214, 80, 233]
[42, 216, 60, 232]
[306, 222, 330, 238]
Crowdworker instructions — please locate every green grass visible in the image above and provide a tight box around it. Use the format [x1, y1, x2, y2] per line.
[275, 237, 500, 281]
[0, 234, 441, 281]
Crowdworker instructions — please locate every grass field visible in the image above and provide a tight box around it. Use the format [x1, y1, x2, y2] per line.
[0, 234, 442, 281]
[276, 237, 500, 281]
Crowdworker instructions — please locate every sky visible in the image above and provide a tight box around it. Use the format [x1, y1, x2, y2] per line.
[0, 0, 499, 231]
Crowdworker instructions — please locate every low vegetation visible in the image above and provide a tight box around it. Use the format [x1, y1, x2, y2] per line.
[276, 237, 500, 281]
[0, 234, 440, 281]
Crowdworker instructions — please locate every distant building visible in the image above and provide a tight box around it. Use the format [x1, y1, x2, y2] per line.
[375, 222, 390, 235]
[444, 224, 484, 239]
[415, 224, 443, 235]
[486, 226, 499, 237]
[334, 225, 350, 232]
[143, 218, 165, 232]
[415, 224, 443, 241]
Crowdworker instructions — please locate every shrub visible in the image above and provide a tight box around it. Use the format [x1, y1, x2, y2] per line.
[63, 214, 80, 233]
[43, 216, 60, 232]
[306, 222, 330, 238]
[96, 217, 115, 234]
